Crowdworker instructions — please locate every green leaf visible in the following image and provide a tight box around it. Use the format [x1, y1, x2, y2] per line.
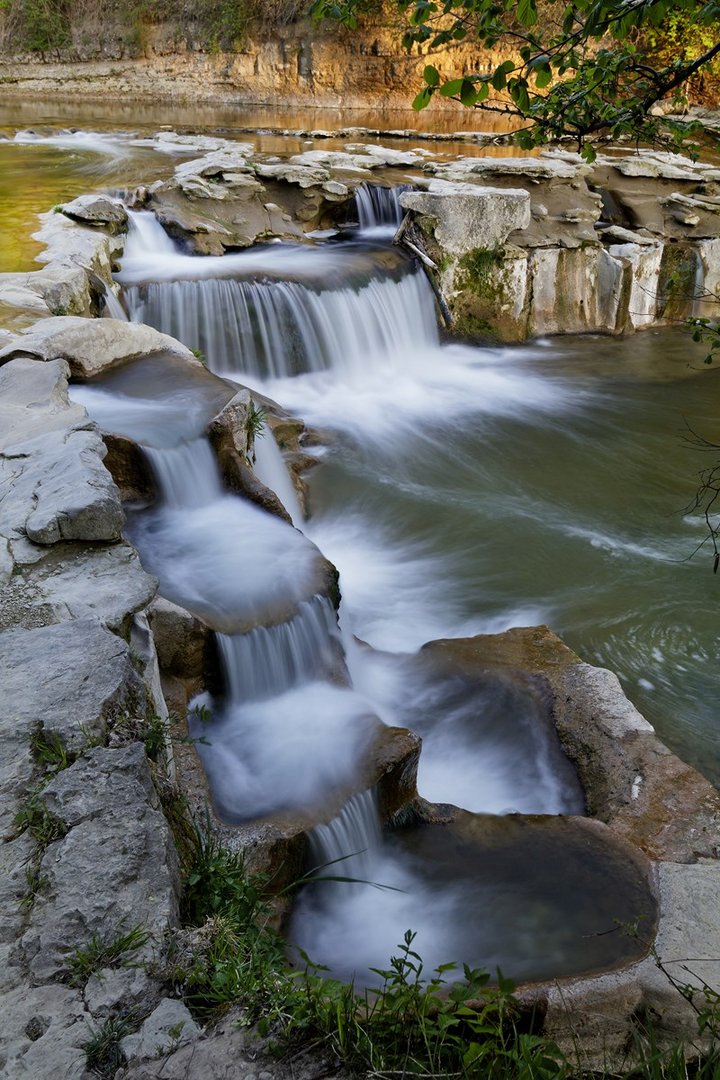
[517, 0, 537, 26]
[439, 77, 465, 97]
[412, 86, 434, 110]
[460, 78, 479, 106]
[423, 64, 440, 86]
[534, 64, 552, 89]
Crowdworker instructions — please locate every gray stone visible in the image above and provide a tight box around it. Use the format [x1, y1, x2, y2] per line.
[0, 620, 143, 763]
[255, 162, 330, 187]
[0, 357, 85, 451]
[2, 426, 125, 546]
[0, 831, 36, 945]
[21, 745, 180, 982]
[175, 149, 255, 182]
[61, 194, 128, 232]
[207, 389, 252, 463]
[0, 316, 196, 379]
[0, 983, 89, 1080]
[84, 964, 163, 1020]
[400, 183, 530, 256]
[0, 541, 157, 633]
[120, 998, 201, 1062]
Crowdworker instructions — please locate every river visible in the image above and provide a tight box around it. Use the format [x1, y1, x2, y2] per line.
[1, 98, 718, 983]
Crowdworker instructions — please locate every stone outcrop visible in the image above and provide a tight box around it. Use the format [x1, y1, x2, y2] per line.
[399, 148, 720, 341]
[0, 333, 183, 1078]
[418, 627, 720, 1067]
[0, 315, 198, 377]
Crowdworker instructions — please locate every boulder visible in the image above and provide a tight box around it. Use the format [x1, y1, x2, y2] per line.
[60, 194, 128, 233]
[400, 183, 530, 257]
[0, 316, 196, 378]
[1, 426, 125, 546]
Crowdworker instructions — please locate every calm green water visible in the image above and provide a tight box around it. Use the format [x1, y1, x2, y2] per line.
[2, 101, 718, 787]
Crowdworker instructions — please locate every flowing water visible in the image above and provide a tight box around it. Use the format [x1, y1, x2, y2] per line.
[6, 107, 719, 985]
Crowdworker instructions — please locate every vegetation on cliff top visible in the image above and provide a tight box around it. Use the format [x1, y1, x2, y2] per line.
[311, 0, 720, 158]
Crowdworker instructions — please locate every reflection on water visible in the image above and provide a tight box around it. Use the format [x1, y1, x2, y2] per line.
[0, 94, 525, 273]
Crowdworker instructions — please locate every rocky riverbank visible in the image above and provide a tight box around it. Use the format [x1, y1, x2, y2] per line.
[2, 135, 720, 1077]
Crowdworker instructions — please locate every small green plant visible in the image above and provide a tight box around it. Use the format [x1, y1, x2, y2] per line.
[29, 727, 73, 776]
[14, 794, 67, 846]
[284, 932, 565, 1080]
[247, 401, 267, 438]
[82, 1015, 135, 1077]
[69, 925, 151, 986]
[190, 347, 208, 366]
[19, 865, 50, 911]
[142, 712, 167, 762]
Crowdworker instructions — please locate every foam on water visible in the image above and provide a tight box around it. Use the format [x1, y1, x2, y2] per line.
[190, 681, 377, 821]
[128, 493, 321, 630]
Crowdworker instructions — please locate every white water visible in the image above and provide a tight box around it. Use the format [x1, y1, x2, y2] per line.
[217, 596, 340, 701]
[354, 182, 410, 238]
[252, 429, 304, 525]
[123, 271, 437, 380]
[308, 789, 382, 881]
[144, 439, 223, 510]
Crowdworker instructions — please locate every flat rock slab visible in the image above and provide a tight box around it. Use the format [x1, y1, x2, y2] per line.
[0, 619, 142, 773]
[0, 357, 85, 450]
[0, 316, 196, 378]
[0, 541, 157, 633]
[21, 744, 179, 983]
[1, 426, 124, 546]
[0, 983, 89, 1080]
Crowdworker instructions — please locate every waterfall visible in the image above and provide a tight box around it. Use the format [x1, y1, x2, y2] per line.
[123, 270, 438, 378]
[103, 290, 128, 321]
[308, 788, 382, 882]
[354, 183, 411, 233]
[124, 209, 178, 258]
[248, 425, 304, 525]
[216, 595, 342, 702]
[143, 438, 224, 509]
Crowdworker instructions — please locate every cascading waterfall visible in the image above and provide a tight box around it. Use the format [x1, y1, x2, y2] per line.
[252, 430, 304, 525]
[216, 596, 341, 702]
[307, 788, 382, 881]
[354, 182, 411, 233]
[123, 271, 438, 379]
[143, 438, 224, 510]
[108, 202, 625, 983]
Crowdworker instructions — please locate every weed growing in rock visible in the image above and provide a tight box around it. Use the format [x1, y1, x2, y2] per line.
[19, 865, 49, 911]
[29, 726, 73, 775]
[175, 822, 302, 1023]
[142, 712, 168, 762]
[13, 793, 67, 846]
[69, 925, 151, 986]
[82, 1014, 135, 1077]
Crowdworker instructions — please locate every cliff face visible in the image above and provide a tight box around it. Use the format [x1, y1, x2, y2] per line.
[0, 11, 513, 113]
